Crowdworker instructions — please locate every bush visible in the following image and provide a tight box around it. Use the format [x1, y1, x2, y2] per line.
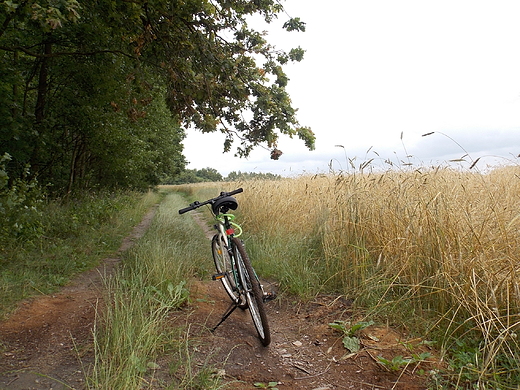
[0, 153, 44, 244]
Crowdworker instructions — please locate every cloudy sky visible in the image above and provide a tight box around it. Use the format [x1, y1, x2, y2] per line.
[183, 0, 520, 176]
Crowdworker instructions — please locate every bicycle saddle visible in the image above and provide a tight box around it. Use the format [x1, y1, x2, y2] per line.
[212, 196, 238, 214]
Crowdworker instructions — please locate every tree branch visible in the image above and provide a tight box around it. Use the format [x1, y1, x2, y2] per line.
[0, 45, 137, 59]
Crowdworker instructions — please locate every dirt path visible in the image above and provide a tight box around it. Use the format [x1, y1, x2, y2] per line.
[0, 206, 158, 390]
[0, 208, 436, 390]
[167, 281, 435, 390]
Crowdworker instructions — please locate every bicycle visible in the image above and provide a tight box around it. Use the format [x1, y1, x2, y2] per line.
[178, 188, 272, 346]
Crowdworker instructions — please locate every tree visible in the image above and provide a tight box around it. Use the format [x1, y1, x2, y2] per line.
[196, 168, 223, 182]
[226, 171, 281, 181]
[162, 167, 222, 184]
[1, 0, 187, 192]
[0, 0, 314, 193]
[143, 1, 316, 157]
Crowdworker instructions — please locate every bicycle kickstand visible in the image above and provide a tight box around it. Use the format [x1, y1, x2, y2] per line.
[211, 301, 239, 332]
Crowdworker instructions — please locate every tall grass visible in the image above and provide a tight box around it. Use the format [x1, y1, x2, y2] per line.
[90, 190, 220, 389]
[0, 190, 157, 318]
[175, 166, 520, 388]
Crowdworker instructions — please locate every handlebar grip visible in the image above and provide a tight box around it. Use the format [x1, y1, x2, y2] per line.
[178, 206, 193, 214]
[228, 188, 243, 196]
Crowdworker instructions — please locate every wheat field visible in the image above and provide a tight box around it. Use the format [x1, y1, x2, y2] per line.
[174, 165, 520, 387]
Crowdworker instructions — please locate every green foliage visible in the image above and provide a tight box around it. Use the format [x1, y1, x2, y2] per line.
[0, 190, 155, 316]
[376, 352, 431, 372]
[166, 170, 204, 185]
[29, 0, 81, 30]
[226, 171, 282, 181]
[153, 2, 315, 156]
[166, 169, 284, 184]
[329, 320, 374, 353]
[427, 338, 482, 389]
[254, 381, 279, 389]
[162, 167, 284, 184]
[0, 0, 314, 195]
[283, 17, 306, 32]
[0, 153, 44, 244]
[329, 320, 375, 338]
[163, 167, 223, 184]
[196, 168, 223, 182]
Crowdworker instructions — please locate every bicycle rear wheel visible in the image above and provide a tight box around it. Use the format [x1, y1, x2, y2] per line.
[212, 234, 246, 308]
[232, 237, 271, 346]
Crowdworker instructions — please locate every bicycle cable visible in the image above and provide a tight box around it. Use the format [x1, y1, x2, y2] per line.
[215, 213, 243, 237]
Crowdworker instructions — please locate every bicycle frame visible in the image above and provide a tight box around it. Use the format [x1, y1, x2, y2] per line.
[214, 213, 243, 291]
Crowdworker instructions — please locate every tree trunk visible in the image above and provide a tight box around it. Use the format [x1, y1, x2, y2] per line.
[35, 40, 51, 123]
[30, 39, 52, 174]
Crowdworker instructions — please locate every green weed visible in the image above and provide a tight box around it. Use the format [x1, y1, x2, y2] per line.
[254, 381, 279, 389]
[376, 352, 431, 372]
[329, 320, 374, 353]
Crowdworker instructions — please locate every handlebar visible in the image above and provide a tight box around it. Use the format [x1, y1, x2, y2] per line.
[178, 188, 243, 214]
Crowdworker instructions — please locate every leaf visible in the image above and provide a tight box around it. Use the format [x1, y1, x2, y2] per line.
[348, 320, 374, 336]
[288, 47, 305, 62]
[413, 352, 432, 361]
[376, 355, 412, 371]
[328, 321, 346, 333]
[342, 336, 360, 353]
[4, 0, 19, 12]
[283, 17, 306, 32]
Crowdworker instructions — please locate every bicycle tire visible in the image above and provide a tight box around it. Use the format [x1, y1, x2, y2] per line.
[212, 234, 247, 308]
[232, 237, 271, 346]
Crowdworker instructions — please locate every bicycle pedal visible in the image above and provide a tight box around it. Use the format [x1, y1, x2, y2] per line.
[263, 291, 277, 302]
[212, 273, 226, 280]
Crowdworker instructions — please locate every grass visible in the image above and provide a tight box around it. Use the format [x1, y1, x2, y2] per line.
[0, 190, 158, 318]
[3, 165, 520, 389]
[89, 189, 222, 390]
[0, 185, 227, 389]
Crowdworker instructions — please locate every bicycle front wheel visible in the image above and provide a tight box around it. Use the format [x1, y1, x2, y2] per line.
[232, 237, 271, 346]
[212, 234, 246, 307]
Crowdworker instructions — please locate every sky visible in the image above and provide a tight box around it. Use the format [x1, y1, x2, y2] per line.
[183, 0, 520, 176]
